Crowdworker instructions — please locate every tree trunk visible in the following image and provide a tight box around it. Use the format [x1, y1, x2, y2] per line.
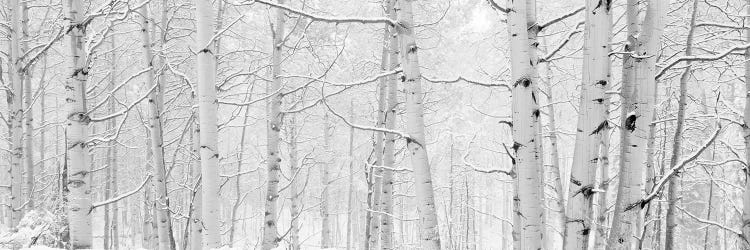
[741, 0, 750, 245]
[608, 0, 665, 248]
[566, 1, 612, 248]
[380, 0, 399, 247]
[397, 0, 441, 249]
[346, 101, 355, 250]
[64, 0, 93, 247]
[664, 0, 697, 248]
[104, 36, 116, 250]
[288, 104, 301, 250]
[321, 112, 333, 248]
[21, 0, 34, 212]
[8, 0, 25, 231]
[507, 0, 543, 249]
[195, 0, 221, 246]
[140, 4, 174, 250]
[262, 0, 285, 248]
[540, 45, 565, 250]
[189, 112, 202, 250]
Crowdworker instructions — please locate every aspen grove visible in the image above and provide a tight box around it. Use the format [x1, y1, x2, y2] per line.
[3, 0, 750, 249]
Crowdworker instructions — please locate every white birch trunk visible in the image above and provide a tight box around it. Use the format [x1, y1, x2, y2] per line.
[287, 110, 300, 250]
[566, 1, 612, 249]
[346, 102, 355, 250]
[21, 1, 34, 212]
[607, 0, 666, 248]
[195, 0, 221, 246]
[398, 0, 441, 248]
[65, 0, 93, 247]
[190, 113, 202, 250]
[743, 0, 750, 246]
[380, 0, 399, 247]
[8, 0, 24, 231]
[321, 112, 333, 248]
[664, 0, 697, 248]
[141, 4, 174, 250]
[262, 1, 285, 248]
[507, 0, 543, 249]
[540, 48, 565, 250]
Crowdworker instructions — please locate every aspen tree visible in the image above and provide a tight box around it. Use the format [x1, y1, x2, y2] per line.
[398, 0, 441, 248]
[507, 0, 543, 248]
[380, 0, 399, 247]
[321, 112, 332, 248]
[195, 0, 221, 246]
[566, 0, 612, 248]
[65, 0, 93, 247]
[262, 0, 286, 248]
[287, 107, 301, 250]
[741, 0, 750, 246]
[8, 0, 24, 231]
[608, 0, 666, 248]
[664, 0, 698, 248]
[140, 3, 174, 249]
[21, 0, 34, 211]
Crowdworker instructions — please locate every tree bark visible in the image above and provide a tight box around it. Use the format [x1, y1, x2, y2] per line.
[287, 104, 301, 250]
[21, 0, 34, 212]
[664, 0, 698, 248]
[140, 4, 174, 250]
[321, 112, 333, 248]
[195, 0, 221, 246]
[507, 0, 543, 249]
[262, 0, 286, 248]
[8, 0, 25, 231]
[608, 0, 665, 248]
[741, 0, 750, 246]
[63, 0, 93, 247]
[566, 1, 612, 248]
[397, 0, 441, 249]
[380, 0, 399, 247]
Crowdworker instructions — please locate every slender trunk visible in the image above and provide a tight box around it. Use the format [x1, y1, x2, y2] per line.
[230, 92, 251, 246]
[64, 0, 93, 247]
[195, 0, 221, 246]
[398, 0, 441, 248]
[8, 0, 25, 231]
[262, 0, 285, 248]
[104, 36, 116, 249]
[592, 116, 611, 249]
[507, 0, 543, 249]
[321, 112, 333, 248]
[664, 1, 697, 248]
[541, 52, 564, 250]
[566, 1, 612, 248]
[288, 105, 301, 250]
[21, 0, 34, 212]
[189, 113, 202, 250]
[608, 0, 665, 248]
[140, 4, 173, 250]
[380, 1, 398, 246]
[741, 0, 750, 245]
[346, 101, 355, 250]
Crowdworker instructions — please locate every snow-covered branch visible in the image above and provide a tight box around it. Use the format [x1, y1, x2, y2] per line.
[251, 0, 397, 26]
[91, 174, 152, 210]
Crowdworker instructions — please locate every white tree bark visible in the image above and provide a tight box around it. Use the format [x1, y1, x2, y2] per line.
[664, 0, 697, 248]
[195, 0, 221, 246]
[743, 0, 750, 247]
[64, 0, 93, 247]
[566, 1, 612, 249]
[321, 112, 333, 248]
[8, 0, 25, 231]
[141, 4, 173, 250]
[189, 113, 202, 250]
[507, 0, 543, 249]
[608, 0, 666, 248]
[380, 0, 398, 247]
[287, 109, 301, 250]
[21, 0, 34, 212]
[262, 0, 285, 248]
[397, 0, 441, 248]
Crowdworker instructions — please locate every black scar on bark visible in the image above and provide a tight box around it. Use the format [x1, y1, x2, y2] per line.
[531, 92, 537, 103]
[511, 142, 522, 153]
[590, 120, 610, 135]
[595, 80, 608, 86]
[513, 77, 531, 88]
[400, 75, 406, 82]
[532, 109, 540, 118]
[625, 114, 637, 132]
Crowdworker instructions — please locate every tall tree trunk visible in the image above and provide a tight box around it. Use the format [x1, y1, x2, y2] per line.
[63, 0, 93, 247]
[288, 105, 301, 250]
[262, 0, 285, 248]
[104, 35, 116, 250]
[189, 112, 202, 250]
[592, 111, 611, 249]
[8, 0, 25, 231]
[380, 0, 398, 247]
[398, 0, 441, 249]
[346, 101, 355, 250]
[741, 0, 750, 245]
[608, 0, 665, 248]
[141, 4, 174, 250]
[230, 92, 251, 246]
[195, 0, 221, 246]
[321, 112, 333, 248]
[664, 0, 697, 248]
[566, 1, 612, 248]
[21, 0, 34, 212]
[507, 0, 543, 249]
[540, 45, 565, 250]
